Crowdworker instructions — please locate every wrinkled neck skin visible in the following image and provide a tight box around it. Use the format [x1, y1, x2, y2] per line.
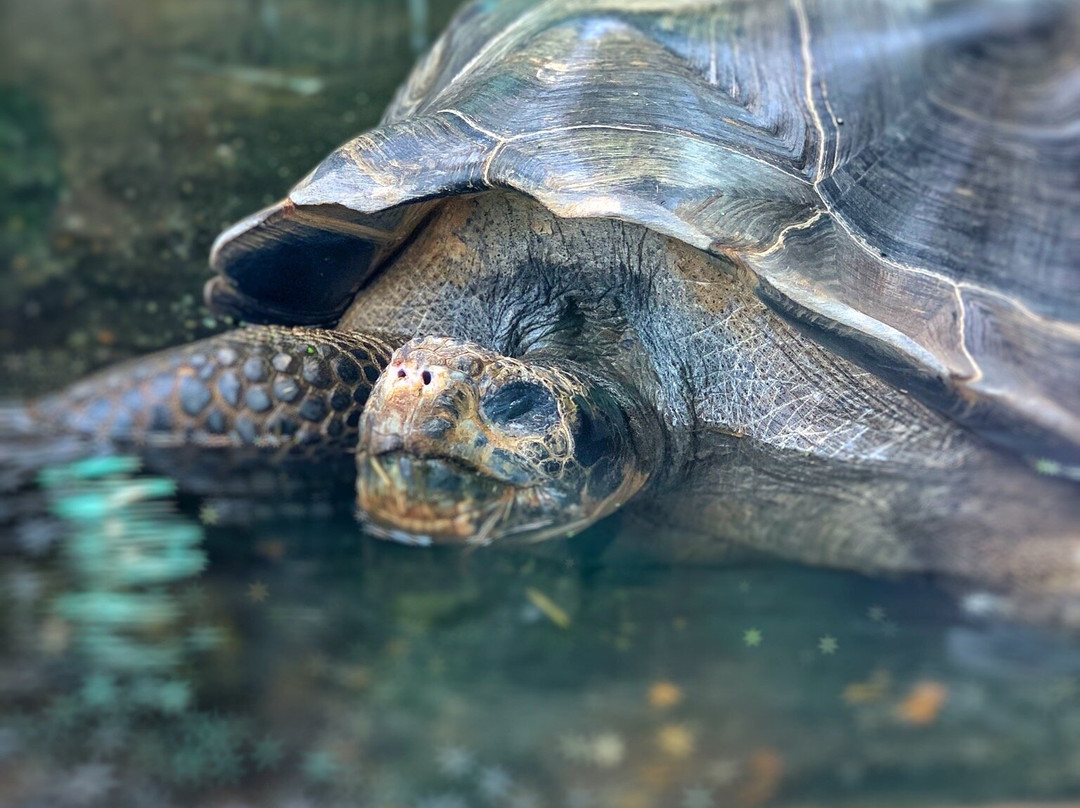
[341, 192, 680, 492]
[342, 191, 1080, 590]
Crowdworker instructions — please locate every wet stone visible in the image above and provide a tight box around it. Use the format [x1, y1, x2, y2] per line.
[272, 352, 293, 372]
[179, 376, 212, 416]
[242, 356, 268, 382]
[299, 396, 327, 422]
[217, 347, 238, 366]
[273, 376, 300, 402]
[329, 387, 352, 412]
[217, 371, 241, 407]
[245, 386, 272, 412]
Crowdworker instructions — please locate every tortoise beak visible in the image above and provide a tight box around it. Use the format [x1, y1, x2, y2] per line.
[355, 451, 511, 544]
[354, 337, 533, 544]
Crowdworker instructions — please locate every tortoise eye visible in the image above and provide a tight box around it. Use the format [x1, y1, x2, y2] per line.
[482, 381, 557, 431]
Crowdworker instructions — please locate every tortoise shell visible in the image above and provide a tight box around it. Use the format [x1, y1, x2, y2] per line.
[206, 0, 1080, 466]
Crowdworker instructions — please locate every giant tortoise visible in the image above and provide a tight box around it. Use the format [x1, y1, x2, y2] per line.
[11, 0, 1080, 610]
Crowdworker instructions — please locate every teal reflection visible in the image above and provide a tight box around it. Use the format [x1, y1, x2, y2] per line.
[0, 457, 260, 804]
[45, 457, 210, 703]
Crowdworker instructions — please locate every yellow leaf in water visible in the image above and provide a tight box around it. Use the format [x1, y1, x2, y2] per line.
[894, 680, 948, 726]
[648, 680, 683, 709]
[526, 587, 571, 628]
[657, 723, 695, 758]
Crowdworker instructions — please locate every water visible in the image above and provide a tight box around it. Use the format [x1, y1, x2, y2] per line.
[2, 1, 1080, 806]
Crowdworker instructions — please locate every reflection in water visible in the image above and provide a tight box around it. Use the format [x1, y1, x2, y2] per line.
[3, 466, 1080, 806]
[45, 457, 210, 702]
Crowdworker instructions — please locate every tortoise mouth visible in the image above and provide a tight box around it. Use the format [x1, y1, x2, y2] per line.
[355, 451, 514, 545]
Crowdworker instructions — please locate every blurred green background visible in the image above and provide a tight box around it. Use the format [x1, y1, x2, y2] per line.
[0, 0, 463, 396]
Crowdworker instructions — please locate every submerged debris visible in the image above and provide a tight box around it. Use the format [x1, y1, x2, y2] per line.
[525, 586, 571, 629]
[894, 681, 949, 727]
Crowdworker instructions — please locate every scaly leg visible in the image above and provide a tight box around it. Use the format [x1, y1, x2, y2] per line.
[8, 327, 401, 500]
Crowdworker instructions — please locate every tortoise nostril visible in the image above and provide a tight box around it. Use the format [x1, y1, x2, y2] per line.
[421, 370, 432, 386]
[396, 369, 407, 379]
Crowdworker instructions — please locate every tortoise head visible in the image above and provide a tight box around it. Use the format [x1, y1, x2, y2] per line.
[355, 336, 648, 545]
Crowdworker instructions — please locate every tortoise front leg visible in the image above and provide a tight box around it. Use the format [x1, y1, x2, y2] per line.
[13, 327, 402, 498]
